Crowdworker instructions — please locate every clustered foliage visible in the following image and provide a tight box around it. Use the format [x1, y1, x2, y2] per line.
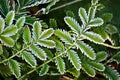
[0, 0, 120, 80]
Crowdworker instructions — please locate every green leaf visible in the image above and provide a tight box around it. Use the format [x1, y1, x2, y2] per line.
[0, 17, 5, 33]
[79, 8, 88, 24]
[39, 28, 54, 40]
[38, 40, 55, 48]
[55, 30, 73, 45]
[96, 51, 108, 62]
[0, 44, 3, 55]
[55, 57, 65, 74]
[9, 59, 21, 78]
[66, 10, 75, 18]
[88, 62, 105, 71]
[88, 18, 104, 27]
[111, 51, 120, 64]
[82, 63, 95, 77]
[67, 50, 81, 71]
[105, 24, 118, 35]
[76, 41, 95, 60]
[0, 35, 14, 47]
[23, 26, 31, 44]
[39, 64, 49, 76]
[1, 25, 18, 37]
[104, 66, 120, 80]
[67, 68, 80, 78]
[88, 7, 95, 21]
[30, 44, 47, 60]
[5, 11, 15, 26]
[50, 19, 57, 29]
[101, 13, 113, 23]
[22, 51, 37, 68]
[64, 17, 81, 35]
[52, 38, 64, 51]
[44, 49, 53, 59]
[32, 21, 42, 40]
[91, 0, 98, 5]
[82, 31, 105, 44]
[16, 16, 25, 29]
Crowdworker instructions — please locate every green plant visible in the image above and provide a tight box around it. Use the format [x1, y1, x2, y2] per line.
[0, 0, 120, 80]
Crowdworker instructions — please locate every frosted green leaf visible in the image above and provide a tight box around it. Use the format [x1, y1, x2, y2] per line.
[1, 25, 18, 37]
[88, 7, 95, 22]
[96, 51, 108, 62]
[76, 41, 95, 60]
[39, 28, 54, 40]
[16, 16, 25, 29]
[23, 26, 31, 44]
[67, 50, 81, 71]
[79, 8, 88, 24]
[9, 59, 21, 78]
[106, 24, 118, 35]
[88, 18, 104, 27]
[52, 38, 64, 51]
[30, 44, 47, 60]
[0, 35, 14, 47]
[55, 57, 65, 74]
[6, 11, 15, 26]
[101, 13, 113, 23]
[22, 51, 37, 68]
[67, 68, 80, 78]
[38, 40, 55, 48]
[91, 0, 98, 5]
[88, 62, 105, 71]
[39, 64, 49, 76]
[82, 31, 105, 44]
[32, 21, 42, 40]
[0, 17, 5, 33]
[104, 66, 120, 80]
[64, 17, 81, 35]
[55, 30, 73, 45]
[82, 63, 95, 77]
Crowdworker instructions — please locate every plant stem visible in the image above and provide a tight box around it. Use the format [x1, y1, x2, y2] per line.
[0, 44, 31, 64]
[18, 43, 75, 80]
[100, 43, 120, 49]
[50, 0, 82, 12]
